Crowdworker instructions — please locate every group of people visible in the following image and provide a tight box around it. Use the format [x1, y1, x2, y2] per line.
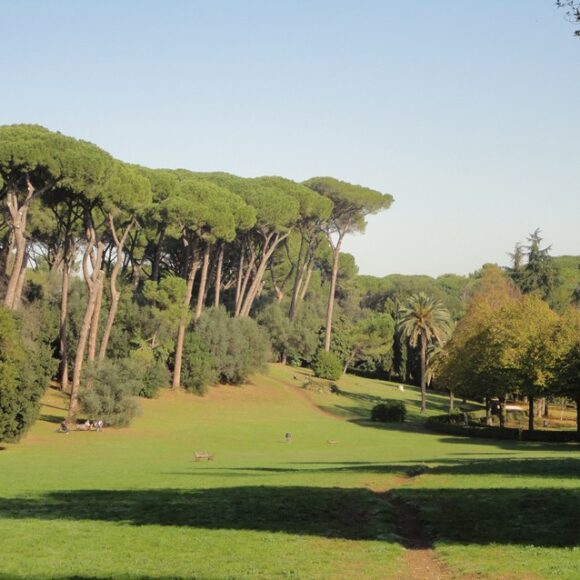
[58, 419, 104, 434]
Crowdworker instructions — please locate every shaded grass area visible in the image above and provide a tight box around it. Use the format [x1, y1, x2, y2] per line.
[0, 486, 391, 540]
[0, 363, 579, 578]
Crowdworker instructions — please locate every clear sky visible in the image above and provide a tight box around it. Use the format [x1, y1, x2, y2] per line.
[1, 0, 579, 277]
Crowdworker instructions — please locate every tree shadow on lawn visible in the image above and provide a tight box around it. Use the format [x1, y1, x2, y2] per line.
[393, 486, 580, 548]
[39, 414, 64, 425]
[0, 484, 578, 547]
[0, 486, 388, 541]
[178, 457, 580, 480]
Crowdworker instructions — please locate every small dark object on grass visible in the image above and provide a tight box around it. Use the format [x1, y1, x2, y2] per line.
[57, 422, 69, 434]
[285, 432, 292, 444]
[371, 401, 406, 423]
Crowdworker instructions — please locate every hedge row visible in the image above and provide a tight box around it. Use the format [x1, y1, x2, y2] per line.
[425, 416, 579, 443]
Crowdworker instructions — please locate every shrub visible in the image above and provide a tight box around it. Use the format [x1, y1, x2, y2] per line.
[79, 361, 141, 427]
[128, 347, 170, 398]
[181, 334, 217, 395]
[0, 308, 52, 442]
[194, 308, 269, 385]
[311, 350, 343, 381]
[371, 401, 406, 423]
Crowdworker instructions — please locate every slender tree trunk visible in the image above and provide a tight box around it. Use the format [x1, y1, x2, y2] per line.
[240, 233, 287, 318]
[543, 399, 549, 419]
[498, 394, 506, 428]
[67, 229, 104, 424]
[13, 246, 29, 308]
[485, 396, 492, 426]
[3, 192, 29, 310]
[195, 244, 211, 320]
[419, 335, 427, 413]
[528, 395, 535, 432]
[235, 250, 245, 315]
[449, 390, 454, 413]
[151, 228, 165, 282]
[98, 217, 134, 363]
[59, 260, 71, 391]
[287, 236, 306, 319]
[214, 243, 224, 307]
[172, 250, 199, 389]
[324, 235, 343, 352]
[576, 395, 580, 435]
[299, 257, 315, 302]
[236, 247, 257, 317]
[67, 270, 103, 423]
[87, 276, 104, 363]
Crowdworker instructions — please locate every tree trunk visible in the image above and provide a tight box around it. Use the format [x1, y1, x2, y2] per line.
[151, 227, 165, 282]
[419, 335, 427, 413]
[67, 216, 104, 424]
[299, 257, 315, 302]
[485, 396, 492, 426]
[13, 246, 29, 308]
[498, 395, 506, 428]
[324, 238, 342, 352]
[214, 243, 224, 307]
[98, 217, 134, 363]
[239, 232, 287, 318]
[195, 244, 211, 320]
[287, 236, 306, 320]
[528, 395, 535, 432]
[172, 250, 199, 389]
[576, 395, 580, 435]
[3, 196, 28, 309]
[87, 276, 104, 363]
[543, 399, 550, 418]
[234, 249, 245, 315]
[449, 390, 454, 413]
[59, 261, 71, 391]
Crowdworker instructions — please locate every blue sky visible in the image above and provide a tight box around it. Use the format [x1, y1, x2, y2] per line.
[1, 0, 579, 276]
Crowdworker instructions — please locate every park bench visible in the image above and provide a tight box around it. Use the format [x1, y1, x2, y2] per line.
[193, 451, 214, 461]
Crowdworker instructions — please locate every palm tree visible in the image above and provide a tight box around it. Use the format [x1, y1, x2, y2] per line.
[398, 293, 451, 413]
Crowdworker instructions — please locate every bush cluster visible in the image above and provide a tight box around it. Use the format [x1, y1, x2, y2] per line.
[183, 308, 270, 394]
[311, 350, 343, 380]
[371, 401, 406, 423]
[79, 360, 142, 427]
[0, 308, 54, 442]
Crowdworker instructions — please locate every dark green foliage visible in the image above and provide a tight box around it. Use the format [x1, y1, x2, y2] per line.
[194, 308, 269, 385]
[0, 308, 52, 442]
[142, 360, 170, 397]
[256, 302, 290, 361]
[181, 334, 217, 395]
[508, 230, 559, 305]
[311, 350, 343, 380]
[79, 361, 141, 427]
[371, 401, 406, 423]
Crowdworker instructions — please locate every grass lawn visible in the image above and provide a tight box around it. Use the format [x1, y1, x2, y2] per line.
[0, 364, 578, 579]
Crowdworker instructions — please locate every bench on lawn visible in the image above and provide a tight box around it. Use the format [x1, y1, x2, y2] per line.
[193, 451, 214, 462]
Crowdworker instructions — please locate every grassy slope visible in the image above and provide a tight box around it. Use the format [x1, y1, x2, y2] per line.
[0, 365, 578, 579]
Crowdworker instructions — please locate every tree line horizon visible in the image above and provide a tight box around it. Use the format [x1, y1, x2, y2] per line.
[1, 124, 579, 441]
[0, 124, 393, 430]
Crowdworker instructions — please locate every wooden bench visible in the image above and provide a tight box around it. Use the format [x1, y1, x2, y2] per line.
[193, 451, 214, 462]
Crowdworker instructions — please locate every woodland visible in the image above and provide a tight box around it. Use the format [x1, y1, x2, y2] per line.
[1, 124, 579, 441]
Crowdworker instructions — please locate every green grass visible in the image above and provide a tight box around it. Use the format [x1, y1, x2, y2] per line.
[0, 364, 578, 578]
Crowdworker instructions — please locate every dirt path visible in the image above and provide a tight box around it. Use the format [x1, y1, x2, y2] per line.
[388, 491, 453, 580]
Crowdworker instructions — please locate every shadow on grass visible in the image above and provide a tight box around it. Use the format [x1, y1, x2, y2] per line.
[0, 480, 578, 547]
[39, 414, 63, 425]
[393, 486, 580, 548]
[174, 457, 580, 480]
[0, 486, 388, 541]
